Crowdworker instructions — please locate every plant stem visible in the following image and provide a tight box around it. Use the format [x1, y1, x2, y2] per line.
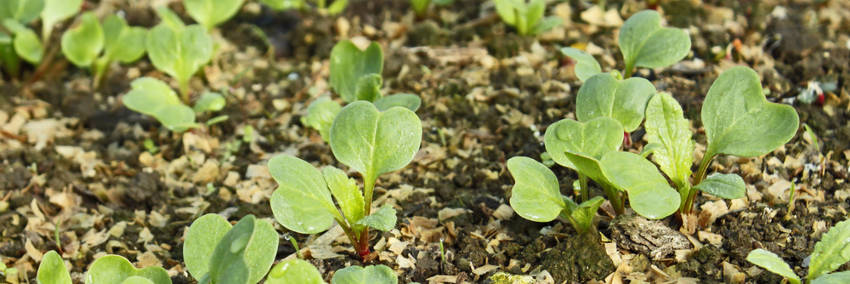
[684, 153, 715, 214]
[92, 57, 110, 89]
[578, 173, 589, 203]
[286, 234, 302, 259]
[602, 183, 624, 215]
[623, 60, 635, 78]
[363, 176, 376, 215]
[179, 79, 191, 103]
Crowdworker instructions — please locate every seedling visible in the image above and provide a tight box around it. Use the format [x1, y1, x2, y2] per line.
[184, 0, 245, 31]
[259, 0, 349, 15]
[410, 0, 453, 17]
[38, 250, 171, 284]
[146, 7, 213, 101]
[492, 0, 562, 36]
[269, 101, 421, 259]
[331, 265, 397, 284]
[265, 259, 324, 284]
[746, 219, 850, 284]
[0, 0, 80, 76]
[123, 77, 227, 132]
[184, 214, 278, 284]
[60, 13, 147, 87]
[507, 156, 605, 233]
[303, 40, 421, 141]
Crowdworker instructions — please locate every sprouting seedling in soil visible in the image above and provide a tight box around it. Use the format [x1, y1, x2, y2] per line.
[41, 0, 81, 43]
[123, 77, 227, 132]
[36, 251, 71, 284]
[507, 156, 606, 234]
[146, 6, 213, 102]
[784, 181, 797, 220]
[560, 10, 691, 80]
[184, 0, 245, 31]
[1, 0, 82, 77]
[283, 233, 303, 259]
[60, 13, 147, 88]
[746, 218, 850, 284]
[542, 116, 680, 219]
[85, 254, 172, 284]
[269, 101, 422, 260]
[258, 0, 349, 15]
[492, 0, 562, 36]
[331, 265, 397, 284]
[184, 214, 278, 284]
[410, 0, 454, 17]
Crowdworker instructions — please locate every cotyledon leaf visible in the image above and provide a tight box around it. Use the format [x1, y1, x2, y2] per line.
[599, 151, 680, 219]
[544, 117, 623, 171]
[576, 72, 656, 132]
[507, 156, 565, 222]
[268, 155, 338, 234]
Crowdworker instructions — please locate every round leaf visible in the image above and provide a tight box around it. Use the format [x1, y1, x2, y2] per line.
[576, 73, 656, 132]
[329, 101, 422, 183]
[694, 173, 745, 199]
[0, 0, 44, 23]
[184, 214, 232, 281]
[11, 25, 42, 63]
[619, 10, 691, 70]
[37, 251, 72, 284]
[41, 0, 81, 41]
[301, 97, 341, 142]
[702, 66, 799, 158]
[507, 156, 566, 222]
[184, 0, 244, 30]
[268, 155, 338, 234]
[560, 47, 601, 82]
[266, 259, 324, 284]
[329, 40, 383, 102]
[146, 24, 212, 88]
[103, 15, 147, 64]
[61, 12, 104, 67]
[373, 93, 421, 112]
[600, 151, 680, 219]
[544, 117, 623, 170]
[331, 265, 397, 284]
[85, 255, 171, 284]
[355, 205, 397, 232]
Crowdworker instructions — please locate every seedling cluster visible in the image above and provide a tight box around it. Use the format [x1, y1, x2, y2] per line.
[746, 219, 850, 283]
[493, 0, 562, 36]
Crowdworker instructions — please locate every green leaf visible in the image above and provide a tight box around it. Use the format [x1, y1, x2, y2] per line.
[36, 251, 71, 284]
[242, 218, 279, 284]
[3, 20, 42, 63]
[599, 151, 680, 219]
[354, 73, 382, 102]
[576, 73, 656, 132]
[410, 0, 429, 15]
[193, 92, 226, 113]
[322, 166, 364, 225]
[702, 66, 799, 158]
[146, 23, 213, 91]
[330, 265, 397, 284]
[84, 255, 171, 284]
[563, 196, 604, 234]
[524, 0, 544, 35]
[184, 214, 232, 281]
[207, 216, 253, 284]
[326, 0, 348, 15]
[493, 0, 519, 26]
[694, 173, 745, 199]
[745, 249, 801, 284]
[0, 0, 44, 23]
[102, 15, 147, 64]
[41, 0, 81, 41]
[560, 47, 601, 82]
[329, 101, 422, 184]
[619, 10, 691, 71]
[808, 219, 850, 279]
[266, 259, 324, 284]
[122, 77, 197, 132]
[184, 0, 244, 30]
[813, 272, 850, 284]
[120, 277, 155, 284]
[329, 40, 383, 102]
[644, 92, 693, 187]
[532, 16, 561, 35]
[61, 12, 103, 67]
[373, 94, 421, 112]
[153, 7, 185, 31]
[507, 156, 565, 222]
[355, 205, 397, 232]
[268, 155, 338, 234]
[543, 117, 623, 171]
[301, 97, 341, 142]
[258, 0, 304, 10]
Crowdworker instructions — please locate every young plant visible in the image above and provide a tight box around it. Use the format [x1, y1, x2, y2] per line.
[492, 0, 562, 36]
[184, 214, 278, 284]
[507, 156, 605, 234]
[123, 77, 226, 132]
[259, 0, 349, 15]
[410, 0, 453, 17]
[543, 117, 681, 219]
[269, 101, 422, 259]
[265, 259, 324, 284]
[184, 0, 245, 31]
[60, 13, 147, 87]
[560, 9, 690, 80]
[146, 7, 213, 101]
[331, 265, 397, 284]
[36, 251, 71, 284]
[0, 0, 82, 77]
[746, 219, 850, 284]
